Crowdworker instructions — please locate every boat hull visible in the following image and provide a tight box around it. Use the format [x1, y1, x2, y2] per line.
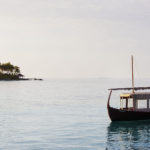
[108, 106, 150, 121]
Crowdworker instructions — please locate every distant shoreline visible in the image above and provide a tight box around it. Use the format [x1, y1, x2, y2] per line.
[0, 62, 43, 81]
[0, 78, 43, 81]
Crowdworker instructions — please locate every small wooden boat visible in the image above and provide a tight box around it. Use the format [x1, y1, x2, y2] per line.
[107, 56, 150, 121]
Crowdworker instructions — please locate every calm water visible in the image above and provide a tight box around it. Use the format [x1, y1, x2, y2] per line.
[0, 78, 150, 149]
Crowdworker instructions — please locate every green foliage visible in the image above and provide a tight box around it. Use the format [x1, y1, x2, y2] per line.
[0, 62, 24, 80]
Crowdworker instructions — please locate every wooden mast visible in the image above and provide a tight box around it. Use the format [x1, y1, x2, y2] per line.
[132, 55, 134, 93]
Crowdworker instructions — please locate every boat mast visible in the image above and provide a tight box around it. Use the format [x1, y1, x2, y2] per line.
[132, 55, 135, 93]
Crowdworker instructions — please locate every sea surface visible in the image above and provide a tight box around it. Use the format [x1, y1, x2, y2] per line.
[0, 78, 150, 150]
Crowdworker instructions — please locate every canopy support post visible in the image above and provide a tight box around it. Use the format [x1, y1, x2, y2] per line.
[147, 99, 149, 109]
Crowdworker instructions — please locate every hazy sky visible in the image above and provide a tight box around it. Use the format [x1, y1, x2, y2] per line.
[1, 0, 150, 78]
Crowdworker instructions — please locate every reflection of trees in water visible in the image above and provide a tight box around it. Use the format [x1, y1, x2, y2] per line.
[106, 121, 150, 150]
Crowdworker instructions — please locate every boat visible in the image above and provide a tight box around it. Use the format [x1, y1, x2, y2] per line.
[107, 56, 150, 121]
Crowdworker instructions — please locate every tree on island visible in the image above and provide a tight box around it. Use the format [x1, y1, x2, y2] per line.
[0, 62, 24, 80]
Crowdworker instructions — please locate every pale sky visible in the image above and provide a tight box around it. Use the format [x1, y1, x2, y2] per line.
[1, 0, 150, 78]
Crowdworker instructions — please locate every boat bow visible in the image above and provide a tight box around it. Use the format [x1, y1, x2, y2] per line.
[107, 90, 112, 108]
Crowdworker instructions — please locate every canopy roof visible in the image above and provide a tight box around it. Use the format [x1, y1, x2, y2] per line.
[120, 92, 150, 99]
[109, 87, 150, 91]
[120, 93, 132, 98]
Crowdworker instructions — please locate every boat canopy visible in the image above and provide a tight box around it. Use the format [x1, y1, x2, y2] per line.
[120, 93, 132, 99]
[120, 92, 150, 99]
[132, 92, 150, 99]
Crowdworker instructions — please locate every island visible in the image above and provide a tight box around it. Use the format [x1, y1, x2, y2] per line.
[0, 62, 43, 81]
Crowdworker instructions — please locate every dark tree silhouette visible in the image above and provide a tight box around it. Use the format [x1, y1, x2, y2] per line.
[0, 62, 24, 80]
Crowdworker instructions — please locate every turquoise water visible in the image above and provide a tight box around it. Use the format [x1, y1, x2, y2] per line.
[0, 78, 150, 149]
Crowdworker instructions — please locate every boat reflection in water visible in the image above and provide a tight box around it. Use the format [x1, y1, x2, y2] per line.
[106, 121, 150, 149]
